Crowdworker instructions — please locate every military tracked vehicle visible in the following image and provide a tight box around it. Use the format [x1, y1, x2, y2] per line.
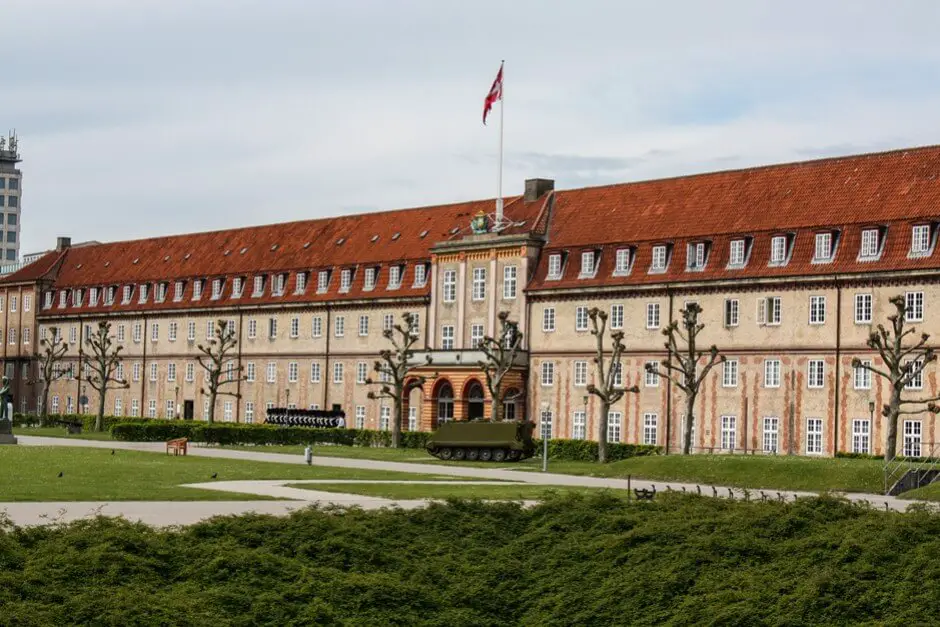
[426, 420, 536, 462]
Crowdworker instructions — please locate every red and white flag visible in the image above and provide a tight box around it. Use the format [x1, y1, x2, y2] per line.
[482, 63, 503, 125]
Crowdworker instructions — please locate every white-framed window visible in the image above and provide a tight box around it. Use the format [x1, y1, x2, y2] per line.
[574, 361, 588, 387]
[807, 360, 825, 388]
[724, 299, 739, 328]
[860, 229, 880, 259]
[580, 250, 596, 277]
[211, 278, 222, 300]
[356, 362, 368, 384]
[273, 274, 286, 296]
[809, 295, 827, 325]
[540, 410, 553, 439]
[294, 273, 307, 294]
[814, 232, 833, 262]
[149, 363, 158, 382]
[441, 325, 455, 350]
[645, 362, 660, 387]
[164, 399, 175, 419]
[381, 313, 394, 332]
[167, 363, 176, 382]
[904, 420, 923, 457]
[242, 319, 254, 340]
[364, 267, 376, 291]
[911, 224, 931, 256]
[388, 265, 402, 290]
[720, 415, 736, 451]
[806, 418, 823, 454]
[150, 323, 161, 342]
[22, 328, 29, 345]
[470, 324, 484, 349]
[905, 291, 924, 322]
[317, 270, 330, 293]
[312, 316, 322, 338]
[854, 293, 872, 324]
[379, 406, 391, 431]
[244, 402, 255, 424]
[245, 362, 255, 382]
[547, 254, 562, 279]
[575, 306, 588, 331]
[722, 359, 738, 387]
[764, 359, 781, 388]
[414, 264, 427, 287]
[612, 361, 623, 388]
[905, 359, 924, 390]
[186, 362, 195, 382]
[650, 245, 667, 272]
[310, 362, 321, 383]
[285, 317, 297, 339]
[687, 242, 706, 270]
[23, 294, 31, 312]
[340, 269, 352, 292]
[770, 235, 788, 265]
[266, 362, 276, 383]
[503, 265, 517, 299]
[757, 296, 782, 325]
[762, 417, 779, 453]
[132, 363, 141, 382]
[408, 407, 417, 431]
[607, 412, 622, 443]
[253, 275, 265, 297]
[287, 361, 299, 383]
[221, 401, 232, 422]
[355, 405, 366, 429]
[113, 398, 123, 417]
[849, 359, 871, 390]
[610, 304, 624, 329]
[728, 239, 746, 267]
[646, 303, 660, 329]
[852, 419, 870, 454]
[641, 413, 657, 445]
[358, 315, 369, 337]
[148, 400, 157, 418]
[191, 280, 203, 301]
[541, 362, 554, 386]
[334, 316, 345, 337]
[572, 411, 586, 440]
[614, 248, 632, 275]
[542, 307, 556, 332]
[268, 318, 278, 339]
[442, 270, 457, 302]
[333, 362, 344, 383]
[472, 267, 486, 301]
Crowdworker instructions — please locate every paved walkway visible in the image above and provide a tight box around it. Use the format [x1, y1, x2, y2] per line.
[0, 435, 928, 526]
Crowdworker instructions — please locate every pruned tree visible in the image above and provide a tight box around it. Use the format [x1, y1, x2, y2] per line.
[645, 302, 724, 455]
[197, 319, 244, 424]
[586, 308, 639, 464]
[367, 312, 432, 448]
[477, 311, 524, 422]
[80, 321, 129, 432]
[852, 295, 940, 462]
[36, 326, 69, 426]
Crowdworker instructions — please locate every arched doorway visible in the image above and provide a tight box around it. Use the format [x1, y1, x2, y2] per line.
[436, 381, 454, 425]
[466, 381, 485, 420]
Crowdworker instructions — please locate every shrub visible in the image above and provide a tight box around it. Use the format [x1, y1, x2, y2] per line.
[836, 451, 885, 461]
[532, 438, 661, 462]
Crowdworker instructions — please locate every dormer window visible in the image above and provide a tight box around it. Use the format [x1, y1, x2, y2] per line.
[578, 250, 597, 278]
[613, 248, 633, 276]
[174, 281, 185, 301]
[686, 242, 707, 271]
[252, 275, 265, 297]
[192, 280, 203, 300]
[156, 282, 167, 303]
[138, 284, 149, 304]
[105, 286, 116, 306]
[44, 291, 53, 309]
[388, 265, 402, 290]
[911, 224, 932, 257]
[89, 288, 99, 307]
[650, 245, 669, 273]
[859, 228, 881, 260]
[770, 235, 788, 266]
[813, 232, 834, 263]
[59, 290, 68, 308]
[317, 270, 330, 293]
[122, 285, 132, 304]
[363, 267, 376, 291]
[413, 263, 427, 287]
[73, 289, 84, 307]
[295, 272, 307, 294]
[547, 253, 563, 280]
[728, 239, 747, 267]
[211, 278, 223, 300]
[232, 277, 244, 298]
[272, 274, 285, 296]
[340, 269, 352, 292]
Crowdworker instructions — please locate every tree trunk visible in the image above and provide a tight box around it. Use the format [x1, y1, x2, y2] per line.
[597, 399, 611, 463]
[96, 389, 106, 432]
[40, 383, 50, 428]
[885, 391, 901, 462]
[207, 390, 216, 424]
[391, 391, 402, 449]
[683, 393, 696, 455]
[492, 389, 503, 422]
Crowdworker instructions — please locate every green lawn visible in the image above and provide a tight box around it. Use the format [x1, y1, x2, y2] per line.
[898, 482, 940, 501]
[13, 426, 114, 441]
[285, 481, 619, 501]
[0, 447, 465, 502]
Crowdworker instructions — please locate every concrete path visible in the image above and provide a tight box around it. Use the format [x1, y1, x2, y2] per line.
[3, 435, 931, 526]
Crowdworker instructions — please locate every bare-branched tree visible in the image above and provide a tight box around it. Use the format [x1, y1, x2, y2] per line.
[586, 308, 639, 463]
[367, 312, 432, 448]
[80, 321, 129, 432]
[197, 319, 244, 424]
[852, 295, 940, 461]
[36, 326, 69, 426]
[477, 311, 524, 422]
[645, 302, 724, 455]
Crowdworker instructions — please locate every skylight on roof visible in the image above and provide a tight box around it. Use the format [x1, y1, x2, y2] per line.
[303, 242, 311, 249]
[371, 235, 379, 242]
[133, 258, 139, 264]
[163, 256, 170, 261]
[450, 227, 460, 234]
[336, 237, 345, 245]
[223, 250, 230, 256]
[184, 253, 191, 260]
[391, 233, 400, 241]
[104, 261, 110, 267]
[420, 230, 429, 238]
[240, 248, 248, 254]
[76, 264, 82, 269]
[270, 244, 278, 251]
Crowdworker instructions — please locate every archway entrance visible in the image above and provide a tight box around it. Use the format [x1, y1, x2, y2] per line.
[436, 382, 454, 425]
[466, 381, 485, 420]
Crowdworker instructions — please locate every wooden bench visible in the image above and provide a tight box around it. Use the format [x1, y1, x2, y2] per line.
[633, 488, 655, 501]
[166, 438, 188, 456]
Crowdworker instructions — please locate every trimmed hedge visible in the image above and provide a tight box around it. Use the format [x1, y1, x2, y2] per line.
[532, 438, 661, 462]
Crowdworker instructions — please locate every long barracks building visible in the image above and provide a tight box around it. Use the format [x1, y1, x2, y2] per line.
[4, 145, 940, 457]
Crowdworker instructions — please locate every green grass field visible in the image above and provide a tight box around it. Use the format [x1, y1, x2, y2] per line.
[0, 447, 465, 502]
[898, 482, 940, 501]
[13, 426, 114, 441]
[285, 481, 615, 500]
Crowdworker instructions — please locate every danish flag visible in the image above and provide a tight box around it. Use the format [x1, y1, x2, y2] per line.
[482, 63, 503, 125]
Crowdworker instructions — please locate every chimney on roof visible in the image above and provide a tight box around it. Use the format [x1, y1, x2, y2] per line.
[524, 178, 554, 202]
[55, 237, 71, 251]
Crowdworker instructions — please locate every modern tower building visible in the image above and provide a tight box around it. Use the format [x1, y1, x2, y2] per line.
[0, 132, 21, 263]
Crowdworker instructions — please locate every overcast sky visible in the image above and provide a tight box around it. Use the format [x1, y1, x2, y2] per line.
[6, 0, 940, 254]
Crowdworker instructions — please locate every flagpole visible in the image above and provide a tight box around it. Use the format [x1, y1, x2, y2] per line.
[496, 60, 504, 227]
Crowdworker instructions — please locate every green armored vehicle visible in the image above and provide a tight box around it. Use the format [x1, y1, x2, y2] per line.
[426, 420, 536, 462]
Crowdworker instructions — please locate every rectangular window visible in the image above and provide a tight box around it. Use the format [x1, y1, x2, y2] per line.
[759, 296, 782, 325]
[905, 359, 924, 390]
[503, 266, 517, 299]
[643, 413, 658, 446]
[355, 406, 366, 429]
[614, 248, 632, 274]
[364, 268, 376, 291]
[312, 316, 322, 338]
[541, 362, 554, 386]
[151, 323, 159, 342]
[472, 267, 486, 300]
[186, 362, 195, 382]
[580, 251, 596, 277]
[266, 362, 276, 384]
[442, 270, 457, 302]
[149, 363, 158, 382]
[336, 268, 351, 293]
[650, 245, 667, 271]
[911, 224, 931, 255]
[542, 307, 556, 332]
[289, 317, 299, 339]
[575, 306, 588, 331]
[288, 362, 299, 383]
[540, 410, 553, 439]
[854, 293, 872, 324]
[253, 275, 265, 297]
[168, 322, 177, 342]
[904, 420, 923, 457]
[22, 328, 29, 345]
[138, 284, 149, 304]
[610, 304, 624, 329]
[245, 362, 256, 382]
[607, 412, 622, 443]
[333, 362, 344, 383]
[383, 314, 394, 332]
[389, 266, 402, 290]
[687, 242, 706, 270]
[905, 291, 924, 322]
[572, 411, 586, 440]
[806, 418, 823, 454]
[612, 362, 623, 387]
[114, 398, 123, 417]
[148, 400, 157, 419]
[167, 363, 176, 382]
[414, 264, 427, 287]
[770, 235, 787, 264]
[358, 315, 369, 337]
[721, 415, 736, 451]
[764, 359, 781, 388]
[646, 303, 660, 329]
[163, 399, 175, 419]
[860, 229, 880, 258]
[408, 407, 417, 431]
[723, 359, 738, 387]
[724, 299, 739, 327]
[809, 296, 826, 325]
[808, 360, 825, 388]
[470, 324, 484, 349]
[268, 318, 278, 339]
[211, 278, 222, 299]
[854, 360, 871, 390]
[356, 362, 368, 384]
[310, 362, 321, 383]
[192, 280, 203, 300]
[380, 406, 391, 431]
[244, 402, 255, 424]
[130, 399, 139, 417]
[547, 254, 562, 279]
[574, 361, 588, 387]
[317, 270, 330, 293]
[728, 239, 746, 267]
[814, 232, 833, 261]
[334, 316, 345, 337]
[645, 362, 660, 387]
[441, 325, 455, 350]
[133, 363, 141, 382]
[762, 417, 779, 453]
[89, 288, 99, 306]
[294, 273, 307, 294]
[852, 419, 870, 454]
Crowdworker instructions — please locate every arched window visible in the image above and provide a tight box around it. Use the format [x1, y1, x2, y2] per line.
[467, 381, 485, 420]
[437, 382, 454, 424]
